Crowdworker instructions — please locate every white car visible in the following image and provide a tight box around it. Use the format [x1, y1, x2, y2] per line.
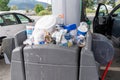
[0, 12, 35, 59]
[0, 12, 35, 37]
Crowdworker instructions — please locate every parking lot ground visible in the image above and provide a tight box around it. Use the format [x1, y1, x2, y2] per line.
[100, 48, 120, 80]
[0, 59, 10, 80]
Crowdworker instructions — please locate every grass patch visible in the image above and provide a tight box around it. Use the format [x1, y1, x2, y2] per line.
[38, 10, 52, 16]
[86, 8, 96, 13]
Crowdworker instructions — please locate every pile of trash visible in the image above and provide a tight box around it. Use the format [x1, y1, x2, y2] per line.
[24, 15, 88, 47]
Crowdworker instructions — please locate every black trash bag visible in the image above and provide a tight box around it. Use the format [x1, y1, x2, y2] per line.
[92, 33, 114, 65]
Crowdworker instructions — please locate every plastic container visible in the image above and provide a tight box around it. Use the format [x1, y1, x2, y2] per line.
[26, 26, 34, 38]
[64, 24, 77, 32]
[77, 22, 88, 36]
[58, 14, 64, 25]
[34, 15, 57, 33]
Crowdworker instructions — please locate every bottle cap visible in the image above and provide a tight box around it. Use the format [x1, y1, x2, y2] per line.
[59, 14, 64, 19]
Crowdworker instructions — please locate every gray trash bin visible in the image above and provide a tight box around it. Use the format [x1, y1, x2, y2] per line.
[79, 32, 99, 80]
[11, 45, 79, 80]
[1, 30, 26, 63]
[1, 37, 15, 62]
[92, 33, 114, 65]
[11, 31, 100, 80]
[14, 30, 27, 47]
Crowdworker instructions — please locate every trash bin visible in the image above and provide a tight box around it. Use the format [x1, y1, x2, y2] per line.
[11, 45, 80, 80]
[1, 37, 15, 63]
[92, 33, 114, 65]
[1, 30, 27, 63]
[79, 32, 99, 80]
[14, 30, 27, 47]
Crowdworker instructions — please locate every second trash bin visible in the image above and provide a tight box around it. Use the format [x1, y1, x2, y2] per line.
[92, 33, 114, 65]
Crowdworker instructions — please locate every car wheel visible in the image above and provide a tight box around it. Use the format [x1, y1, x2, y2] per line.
[0, 53, 4, 59]
[0, 36, 6, 55]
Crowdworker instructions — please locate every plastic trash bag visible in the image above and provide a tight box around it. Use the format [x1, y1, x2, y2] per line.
[24, 15, 57, 45]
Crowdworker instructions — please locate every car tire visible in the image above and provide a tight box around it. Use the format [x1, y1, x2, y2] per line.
[0, 52, 4, 59]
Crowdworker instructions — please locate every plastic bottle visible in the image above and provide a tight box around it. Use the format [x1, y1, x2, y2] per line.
[77, 22, 88, 36]
[26, 25, 34, 39]
[77, 22, 88, 47]
[68, 39, 73, 47]
[60, 36, 68, 47]
[77, 35, 85, 47]
[58, 14, 64, 27]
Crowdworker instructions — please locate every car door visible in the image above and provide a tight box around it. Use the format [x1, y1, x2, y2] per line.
[93, 4, 120, 38]
[1, 13, 25, 37]
[1, 13, 34, 37]
[109, 4, 120, 38]
[93, 3, 109, 35]
[0, 16, 7, 37]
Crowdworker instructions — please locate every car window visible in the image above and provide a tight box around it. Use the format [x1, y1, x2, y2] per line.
[3, 14, 18, 25]
[0, 17, 4, 26]
[113, 8, 120, 16]
[99, 5, 108, 16]
[17, 14, 30, 24]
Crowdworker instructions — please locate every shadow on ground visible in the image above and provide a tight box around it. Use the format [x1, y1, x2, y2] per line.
[0, 59, 10, 80]
[100, 48, 120, 80]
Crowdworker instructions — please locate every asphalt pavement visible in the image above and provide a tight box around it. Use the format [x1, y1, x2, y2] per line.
[100, 48, 120, 80]
[0, 59, 10, 80]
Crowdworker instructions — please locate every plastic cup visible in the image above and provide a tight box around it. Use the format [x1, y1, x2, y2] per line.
[26, 26, 34, 38]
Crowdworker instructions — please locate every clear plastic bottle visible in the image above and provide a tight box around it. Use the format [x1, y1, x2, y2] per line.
[77, 22, 88, 47]
[58, 14, 64, 27]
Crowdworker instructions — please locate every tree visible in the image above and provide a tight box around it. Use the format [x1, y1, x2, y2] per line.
[10, 5, 18, 10]
[47, 5, 52, 12]
[106, 0, 116, 7]
[96, 0, 107, 4]
[0, 0, 10, 11]
[34, 4, 45, 14]
[38, 10, 51, 16]
[85, 0, 94, 8]
[116, 0, 120, 5]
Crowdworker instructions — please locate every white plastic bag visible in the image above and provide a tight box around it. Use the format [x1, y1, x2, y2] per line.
[24, 15, 57, 45]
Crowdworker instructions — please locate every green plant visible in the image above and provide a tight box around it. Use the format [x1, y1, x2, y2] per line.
[38, 10, 51, 16]
[86, 8, 95, 13]
[47, 5, 52, 12]
[0, 0, 10, 11]
[10, 5, 18, 10]
[85, 0, 94, 8]
[34, 4, 44, 14]
[26, 9, 29, 13]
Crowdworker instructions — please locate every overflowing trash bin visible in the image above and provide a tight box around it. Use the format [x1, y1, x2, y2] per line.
[11, 15, 87, 80]
[11, 15, 100, 80]
[11, 32, 100, 80]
